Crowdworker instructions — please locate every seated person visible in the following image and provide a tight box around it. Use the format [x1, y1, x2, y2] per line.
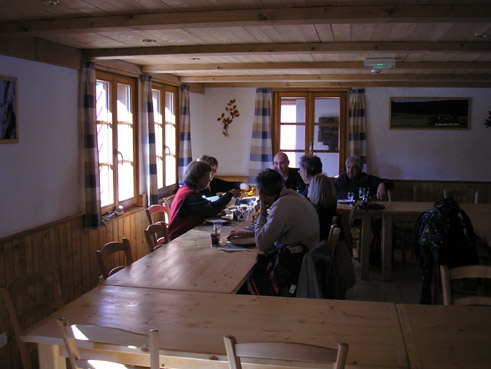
[334, 155, 394, 200]
[298, 154, 323, 197]
[308, 173, 352, 247]
[197, 155, 250, 197]
[273, 151, 305, 193]
[168, 160, 240, 240]
[228, 169, 319, 253]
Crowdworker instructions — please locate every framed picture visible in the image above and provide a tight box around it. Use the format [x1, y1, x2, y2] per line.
[0, 75, 18, 143]
[389, 97, 471, 130]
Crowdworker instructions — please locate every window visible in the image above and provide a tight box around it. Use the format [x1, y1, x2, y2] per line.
[151, 83, 179, 196]
[96, 72, 138, 213]
[273, 90, 348, 175]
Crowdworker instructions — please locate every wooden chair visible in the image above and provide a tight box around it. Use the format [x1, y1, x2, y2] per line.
[0, 270, 64, 369]
[146, 204, 169, 224]
[223, 335, 349, 369]
[327, 225, 341, 259]
[348, 201, 361, 260]
[96, 238, 133, 279]
[57, 318, 160, 369]
[440, 264, 491, 306]
[443, 189, 479, 204]
[144, 221, 170, 253]
[390, 186, 417, 267]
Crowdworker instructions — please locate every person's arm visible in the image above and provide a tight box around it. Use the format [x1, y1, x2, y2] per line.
[367, 175, 394, 199]
[181, 191, 234, 218]
[210, 177, 243, 195]
[254, 201, 286, 252]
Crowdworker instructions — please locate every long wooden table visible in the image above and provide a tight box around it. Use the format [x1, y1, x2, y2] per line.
[104, 224, 258, 293]
[22, 285, 409, 369]
[339, 202, 491, 281]
[397, 303, 491, 369]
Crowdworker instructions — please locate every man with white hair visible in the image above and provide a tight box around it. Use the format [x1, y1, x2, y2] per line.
[334, 155, 394, 200]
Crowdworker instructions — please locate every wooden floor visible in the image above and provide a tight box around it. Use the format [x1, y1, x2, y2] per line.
[346, 249, 423, 304]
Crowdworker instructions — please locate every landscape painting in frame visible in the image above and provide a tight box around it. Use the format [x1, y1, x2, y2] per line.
[389, 97, 471, 130]
[0, 75, 18, 143]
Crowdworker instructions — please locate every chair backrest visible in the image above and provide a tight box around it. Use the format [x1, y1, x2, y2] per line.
[348, 201, 360, 227]
[440, 264, 491, 306]
[144, 221, 170, 253]
[57, 318, 160, 369]
[146, 204, 169, 224]
[327, 225, 341, 259]
[223, 335, 348, 369]
[96, 237, 133, 279]
[164, 194, 176, 213]
[443, 189, 479, 204]
[0, 270, 64, 369]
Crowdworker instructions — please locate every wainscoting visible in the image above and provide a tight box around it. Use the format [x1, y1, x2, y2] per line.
[0, 179, 490, 369]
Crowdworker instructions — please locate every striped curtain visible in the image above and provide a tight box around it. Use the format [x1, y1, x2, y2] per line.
[81, 60, 102, 228]
[248, 88, 273, 184]
[348, 88, 367, 172]
[142, 75, 159, 206]
[178, 85, 192, 184]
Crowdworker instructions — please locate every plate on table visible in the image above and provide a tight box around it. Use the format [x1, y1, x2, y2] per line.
[226, 236, 256, 246]
[337, 199, 354, 204]
[204, 218, 229, 224]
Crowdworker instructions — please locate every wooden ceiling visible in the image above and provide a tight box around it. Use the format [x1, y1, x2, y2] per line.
[1, 0, 490, 88]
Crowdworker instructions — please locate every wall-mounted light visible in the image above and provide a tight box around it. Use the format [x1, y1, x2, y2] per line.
[41, 0, 62, 5]
[474, 33, 489, 38]
[364, 58, 396, 74]
[142, 39, 157, 43]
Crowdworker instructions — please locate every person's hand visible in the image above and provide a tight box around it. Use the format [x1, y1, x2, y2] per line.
[377, 183, 387, 199]
[229, 188, 241, 198]
[227, 230, 254, 239]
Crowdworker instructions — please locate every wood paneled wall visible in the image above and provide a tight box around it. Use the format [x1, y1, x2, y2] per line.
[0, 179, 490, 369]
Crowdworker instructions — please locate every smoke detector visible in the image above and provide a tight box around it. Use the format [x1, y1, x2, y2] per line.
[364, 58, 395, 74]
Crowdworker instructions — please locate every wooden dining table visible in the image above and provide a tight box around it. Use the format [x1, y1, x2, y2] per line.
[397, 303, 491, 369]
[104, 222, 258, 294]
[339, 201, 491, 281]
[22, 285, 409, 369]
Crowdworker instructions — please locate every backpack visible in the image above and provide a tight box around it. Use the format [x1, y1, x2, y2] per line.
[413, 196, 478, 304]
[248, 243, 308, 297]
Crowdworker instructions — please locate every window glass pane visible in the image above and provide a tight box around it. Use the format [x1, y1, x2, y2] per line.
[152, 89, 164, 189]
[96, 80, 113, 207]
[313, 151, 339, 177]
[117, 83, 134, 202]
[283, 151, 304, 170]
[164, 91, 176, 186]
[314, 97, 340, 152]
[280, 124, 305, 151]
[281, 97, 305, 123]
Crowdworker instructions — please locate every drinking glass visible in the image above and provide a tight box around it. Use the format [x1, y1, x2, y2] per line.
[358, 187, 366, 200]
[347, 192, 354, 204]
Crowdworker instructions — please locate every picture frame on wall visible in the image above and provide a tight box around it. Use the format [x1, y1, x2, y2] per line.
[389, 97, 471, 130]
[0, 75, 18, 143]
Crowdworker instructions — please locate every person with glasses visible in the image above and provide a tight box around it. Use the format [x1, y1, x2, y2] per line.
[298, 154, 323, 197]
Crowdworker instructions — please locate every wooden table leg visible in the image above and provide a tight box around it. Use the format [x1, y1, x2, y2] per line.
[38, 344, 66, 369]
[360, 212, 372, 280]
[382, 213, 393, 282]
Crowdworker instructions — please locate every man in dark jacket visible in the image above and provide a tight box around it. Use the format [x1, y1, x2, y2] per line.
[273, 151, 305, 193]
[334, 155, 394, 200]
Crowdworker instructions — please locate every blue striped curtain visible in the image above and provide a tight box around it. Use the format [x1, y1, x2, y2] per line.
[142, 75, 159, 206]
[348, 88, 367, 172]
[178, 85, 192, 184]
[81, 60, 102, 228]
[248, 88, 273, 184]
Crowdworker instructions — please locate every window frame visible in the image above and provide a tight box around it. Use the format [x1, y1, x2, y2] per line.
[151, 81, 180, 198]
[272, 89, 349, 175]
[96, 71, 139, 214]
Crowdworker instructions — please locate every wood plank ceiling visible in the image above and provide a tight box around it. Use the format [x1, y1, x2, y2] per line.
[0, 0, 490, 88]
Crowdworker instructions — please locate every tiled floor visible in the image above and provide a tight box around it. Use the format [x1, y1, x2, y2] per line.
[345, 249, 423, 304]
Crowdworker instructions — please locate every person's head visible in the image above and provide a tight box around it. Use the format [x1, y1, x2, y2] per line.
[184, 160, 211, 190]
[256, 169, 284, 206]
[345, 155, 363, 180]
[273, 151, 290, 178]
[299, 154, 323, 184]
[198, 155, 218, 180]
[308, 174, 337, 209]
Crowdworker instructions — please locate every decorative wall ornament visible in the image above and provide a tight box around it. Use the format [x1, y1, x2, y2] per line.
[217, 99, 239, 137]
[0, 75, 18, 143]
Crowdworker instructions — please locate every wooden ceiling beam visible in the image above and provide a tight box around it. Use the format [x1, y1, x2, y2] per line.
[86, 42, 491, 59]
[180, 74, 491, 83]
[1, 5, 489, 36]
[143, 61, 491, 73]
[199, 81, 491, 88]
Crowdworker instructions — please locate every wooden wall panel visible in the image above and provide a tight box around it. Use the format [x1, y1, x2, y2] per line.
[0, 180, 489, 369]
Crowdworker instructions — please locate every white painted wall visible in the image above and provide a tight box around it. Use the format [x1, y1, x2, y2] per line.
[0, 55, 81, 237]
[191, 87, 491, 182]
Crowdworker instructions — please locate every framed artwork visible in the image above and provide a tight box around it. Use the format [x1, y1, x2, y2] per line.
[389, 97, 471, 130]
[0, 75, 18, 143]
